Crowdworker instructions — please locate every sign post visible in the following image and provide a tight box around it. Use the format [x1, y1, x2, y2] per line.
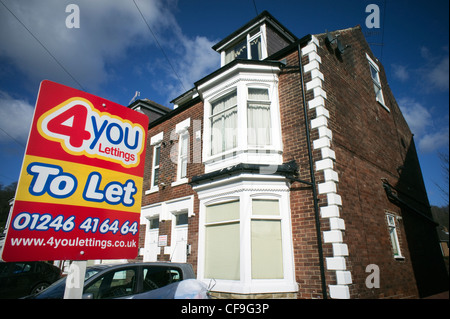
[1, 81, 149, 297]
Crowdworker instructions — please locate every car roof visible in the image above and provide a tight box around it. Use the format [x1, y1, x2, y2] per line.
[86, 262, 193, 271]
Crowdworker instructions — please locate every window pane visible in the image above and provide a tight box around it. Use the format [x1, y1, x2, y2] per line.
[142, 266, 181, 292]
[248, 88, 269, 100]
[225, 39, 247, 63]
[176, 212, 188, 226]
[154, 145, 160, 166]
[248, 103, 271, 146]
[370, 65, 379, 83]
[149, 218, 159, 229]
[250, 36, 262, 60]
[251, 220, 283, 279]
[212, 91, 237, 115]
[153, 167, 159, 186]
[85, 269, 136, 299]
[205, 222, 240, 280]
[180, 158, 187, 178]
[205, 200, 240, 223]
[389, 228, 400, 256]
[252, 199, 279, 215]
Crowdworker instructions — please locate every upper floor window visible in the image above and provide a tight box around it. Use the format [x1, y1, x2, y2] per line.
[210, 90, 238, 156]
[198, 63, 283, 173]
[151, 144, 161, 188]
[224, 27, 264, 64]
[146, 131, 163, 194]
[366, 53, 389, 111]
[247, 88, 271, 146]
[386, 213, 404, 260]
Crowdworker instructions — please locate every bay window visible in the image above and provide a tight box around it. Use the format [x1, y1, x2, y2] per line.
[195, 175, 298, 295]
[198, 62, 283, 173]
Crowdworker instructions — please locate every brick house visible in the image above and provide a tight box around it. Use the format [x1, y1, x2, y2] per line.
[134, 11, 448, 299]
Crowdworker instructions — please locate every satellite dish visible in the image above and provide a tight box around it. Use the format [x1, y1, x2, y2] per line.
[337, 38, 350, 54]
[325, 30, 338, 45]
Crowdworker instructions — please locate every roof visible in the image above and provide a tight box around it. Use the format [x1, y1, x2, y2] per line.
[128, 98, 172, 113]
[212, 10, 298, 52]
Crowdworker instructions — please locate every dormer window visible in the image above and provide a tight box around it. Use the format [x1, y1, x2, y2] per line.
[224, 28, 264, 64]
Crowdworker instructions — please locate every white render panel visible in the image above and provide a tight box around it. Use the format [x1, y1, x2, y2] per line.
[303, 60, 320, 73]
[323, 230, 343, 243]
[329, 217, 346, 230]
[336, 271, 353, 285]
[315, 158, 334, 171]
[333, 243, 349, 256]
[321, 147, 336, 160]
[327, 193, 342, 206]
[320, 205, 340, 218]
[308, 96, 325, 109]
[329, 285, 350, 299]
[323, 169, 339, 182]
[313, 137, 331, 150]
[306, 77, 323, 91]
[326, 257, 346, 270]
[318, 181, 337, 194]
[311, 116, 328, 129]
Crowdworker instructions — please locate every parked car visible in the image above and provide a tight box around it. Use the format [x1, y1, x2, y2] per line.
[26, 262, 208, 299]
[0, 261, 62, 298]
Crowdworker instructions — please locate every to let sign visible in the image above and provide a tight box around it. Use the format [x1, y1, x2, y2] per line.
[2, 80, 149, 261]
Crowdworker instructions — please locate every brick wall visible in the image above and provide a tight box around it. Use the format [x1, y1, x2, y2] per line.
[315, 26, 421, 298]
[137, 101, 204, 273]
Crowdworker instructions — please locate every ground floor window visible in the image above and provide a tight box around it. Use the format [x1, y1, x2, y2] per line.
[195, 176, 298, 294]
[205, 200, 240, 280]
[251, 199, 283, 279]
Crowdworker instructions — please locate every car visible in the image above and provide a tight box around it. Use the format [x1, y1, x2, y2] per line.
[0, 261, 62, 299]
[26, 262, 207, 299]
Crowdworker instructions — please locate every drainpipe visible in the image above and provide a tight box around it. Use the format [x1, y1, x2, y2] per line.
[297, 43, 328, 299]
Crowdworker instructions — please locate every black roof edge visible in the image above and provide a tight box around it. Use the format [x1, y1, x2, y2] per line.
[190, 160, 299, 185]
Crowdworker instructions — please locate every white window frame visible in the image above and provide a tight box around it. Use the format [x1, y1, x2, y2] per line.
[366, 53, 389, 112]
[386, 213, 404, 260]
[195, 174, 298, 295]
[223, 25, 268, 65]
[172, 118, 191, 187]
[146, 132, 163, 194]
[199, 63, 283, 173]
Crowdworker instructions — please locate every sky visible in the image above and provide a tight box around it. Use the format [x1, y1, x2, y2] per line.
[0, 0, 448, 206]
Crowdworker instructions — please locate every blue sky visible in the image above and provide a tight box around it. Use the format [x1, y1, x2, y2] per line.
[0, 0, 448, 206]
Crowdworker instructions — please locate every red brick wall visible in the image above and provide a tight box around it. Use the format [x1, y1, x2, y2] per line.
[315, 27, 420, 298]
[138, 101, 204, 273]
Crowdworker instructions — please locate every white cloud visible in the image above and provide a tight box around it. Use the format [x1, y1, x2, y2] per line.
[391, 64, 409, 81]
[0, 91, 34, 145]
[398, 97, 449, 153]
[418, 128, 449, 153]
[398, 98, 431, 136]
[427, 55, 449, 91]
[0, 0, 220, 104]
